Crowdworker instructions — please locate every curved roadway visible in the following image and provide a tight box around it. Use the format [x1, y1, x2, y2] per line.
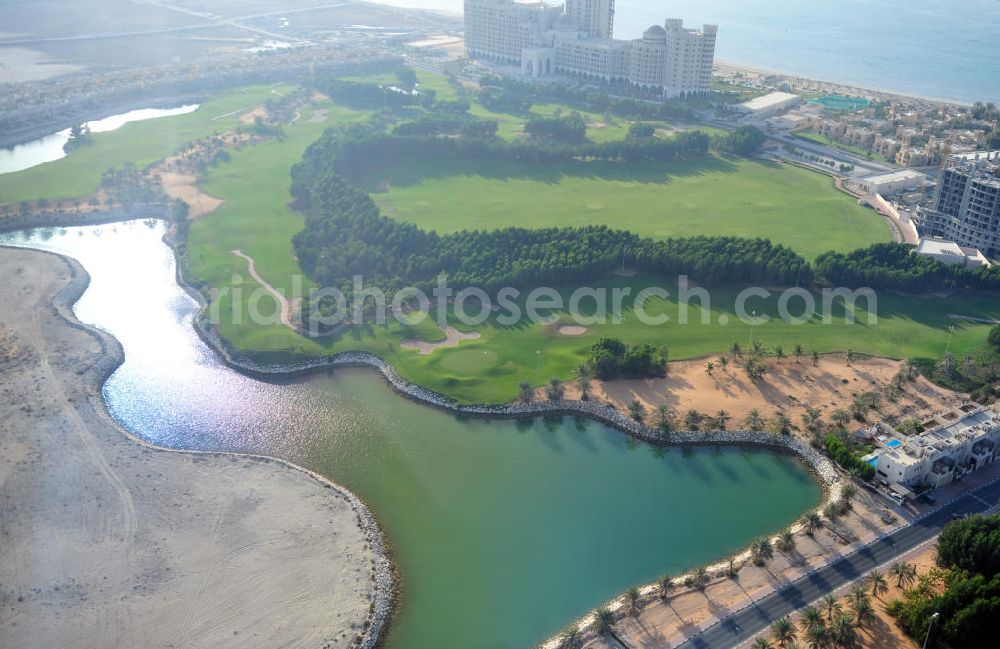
[676, 477, 1000, 649]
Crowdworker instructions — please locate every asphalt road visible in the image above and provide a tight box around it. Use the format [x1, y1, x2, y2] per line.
[675, 478, 1000, 649]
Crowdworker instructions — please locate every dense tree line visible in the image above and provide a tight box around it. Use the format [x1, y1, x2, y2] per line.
[524, 113, 587, 143]
[312, 78, 423, 110]
[477, 74, 696, 121]
[302, 127, 711, 183]
[888, 514, 1000, 648]
[587, 338, 667, 379]
[714, 126, 767, 155]
[290, 128, 811, 295]
[825, 434, 876, 480]
[815, 243, 1000, 293]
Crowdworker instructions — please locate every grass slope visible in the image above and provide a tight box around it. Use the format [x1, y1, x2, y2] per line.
[368, 155, 891, 260]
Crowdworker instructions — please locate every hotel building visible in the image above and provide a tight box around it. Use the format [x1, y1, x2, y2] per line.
[464, 0, 717, 98]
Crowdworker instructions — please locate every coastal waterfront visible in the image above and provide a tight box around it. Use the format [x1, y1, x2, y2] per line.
[0, 105, 199, 175]
[1, 219, 823, 649]
[390, 0, 1000, 104]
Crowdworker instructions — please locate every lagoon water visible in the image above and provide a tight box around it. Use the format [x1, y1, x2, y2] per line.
[0, 104, 199, 175]
[385, 0, 1000, 104]
[2, 220, 821, 649]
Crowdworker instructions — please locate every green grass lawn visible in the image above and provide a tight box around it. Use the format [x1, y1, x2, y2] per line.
[7, 70, 988, 405]
[367, 154, 891, 260]
[206, 270, 1000, 404]
[187, 102, 371, 317]
[0, 85, 277, 205]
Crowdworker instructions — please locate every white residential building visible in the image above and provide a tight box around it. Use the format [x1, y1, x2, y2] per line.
[464, 0, 717, 98]
[864, 407, 1000, 493]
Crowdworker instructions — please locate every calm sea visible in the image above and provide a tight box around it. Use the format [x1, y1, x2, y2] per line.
[386, 0, 1000, 104]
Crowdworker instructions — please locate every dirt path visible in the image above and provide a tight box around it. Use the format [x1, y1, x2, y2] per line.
[0, 247, 378, 649]
[231, 249, 299, 329]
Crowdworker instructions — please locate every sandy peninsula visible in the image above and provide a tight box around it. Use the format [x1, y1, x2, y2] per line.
[0, 246, 383, 649]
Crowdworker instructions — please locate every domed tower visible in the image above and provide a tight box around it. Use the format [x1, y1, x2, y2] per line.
[628, 24, 666, 89]
[564, 0, 614, 39]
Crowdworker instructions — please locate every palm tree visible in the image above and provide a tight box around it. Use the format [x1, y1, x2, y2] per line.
[745, 408, 766, 430]
[705, 360, 716, 376]
[692, 566, 710, 590]
[576, 375, 591, 401]
[800, 605, 823, 632]
[774, 411, 793, 435]
[891, 561, 917, 589]
[793, 343, 804, 362]
[850, 583, 869, 608]
[626, 586, 641, 616]
[805, 624, 828, 649]
[840, 483, 857, 504]
[802, 407, 823, 433]
[684, 409, 702, 431]
[593, 607, 615, 636]
[659, 574, 674, 600]
[546, 377, 565, 401]
[718, 356, 729, 371]
[654, 405, 674, 433]
[803, 512, 822, 536]
[774, 345, 785, 361]
[822, 594, 841, 622]
[518, 380, 534, 402]
[831, 409, 851, 431]
[560, 626, 581, 649]
[751, 537, 774, 566]
[714, 409, 731, 430]
[771, 616, 796, 648]
[829, 612, 856, 647]
[811, 350, 820, 366]
[867, 570, 888, 599]
[752, 639, 773, 649]
[845, 349, 855, 366]
[730, 341, 742, 357]
[628, 399, 645, 422]
[777, 529, 796, 553]
[853, 597, 874, 630]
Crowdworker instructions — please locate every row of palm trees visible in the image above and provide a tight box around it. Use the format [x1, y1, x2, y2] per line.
[752, 561, 918, 649]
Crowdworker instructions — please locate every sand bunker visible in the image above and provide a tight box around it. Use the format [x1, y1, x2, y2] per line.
[401, 325, 481, 355]
[558, 325, 588, 336]
[158, 170, 223, 218]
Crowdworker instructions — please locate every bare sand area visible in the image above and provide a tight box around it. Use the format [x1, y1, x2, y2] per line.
[579, 355, 961, 429]
[0, 247, 380, 649]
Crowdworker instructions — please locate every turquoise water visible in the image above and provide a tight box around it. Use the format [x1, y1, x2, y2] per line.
[399, 0, 1000, 103]
[2, 221, 822, 649]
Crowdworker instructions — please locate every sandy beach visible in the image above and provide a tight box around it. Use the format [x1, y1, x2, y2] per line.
[0, 246, 382, 649]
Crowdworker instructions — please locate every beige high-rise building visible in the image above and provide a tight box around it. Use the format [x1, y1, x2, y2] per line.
[564, 0, 613, 38]
[464, 0, 717, 98]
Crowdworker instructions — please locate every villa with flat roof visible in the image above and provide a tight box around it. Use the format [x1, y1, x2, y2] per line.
[863, 406, 1000, 493]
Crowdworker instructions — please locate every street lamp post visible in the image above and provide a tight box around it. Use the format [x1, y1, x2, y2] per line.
[921, 611, 939, 649]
